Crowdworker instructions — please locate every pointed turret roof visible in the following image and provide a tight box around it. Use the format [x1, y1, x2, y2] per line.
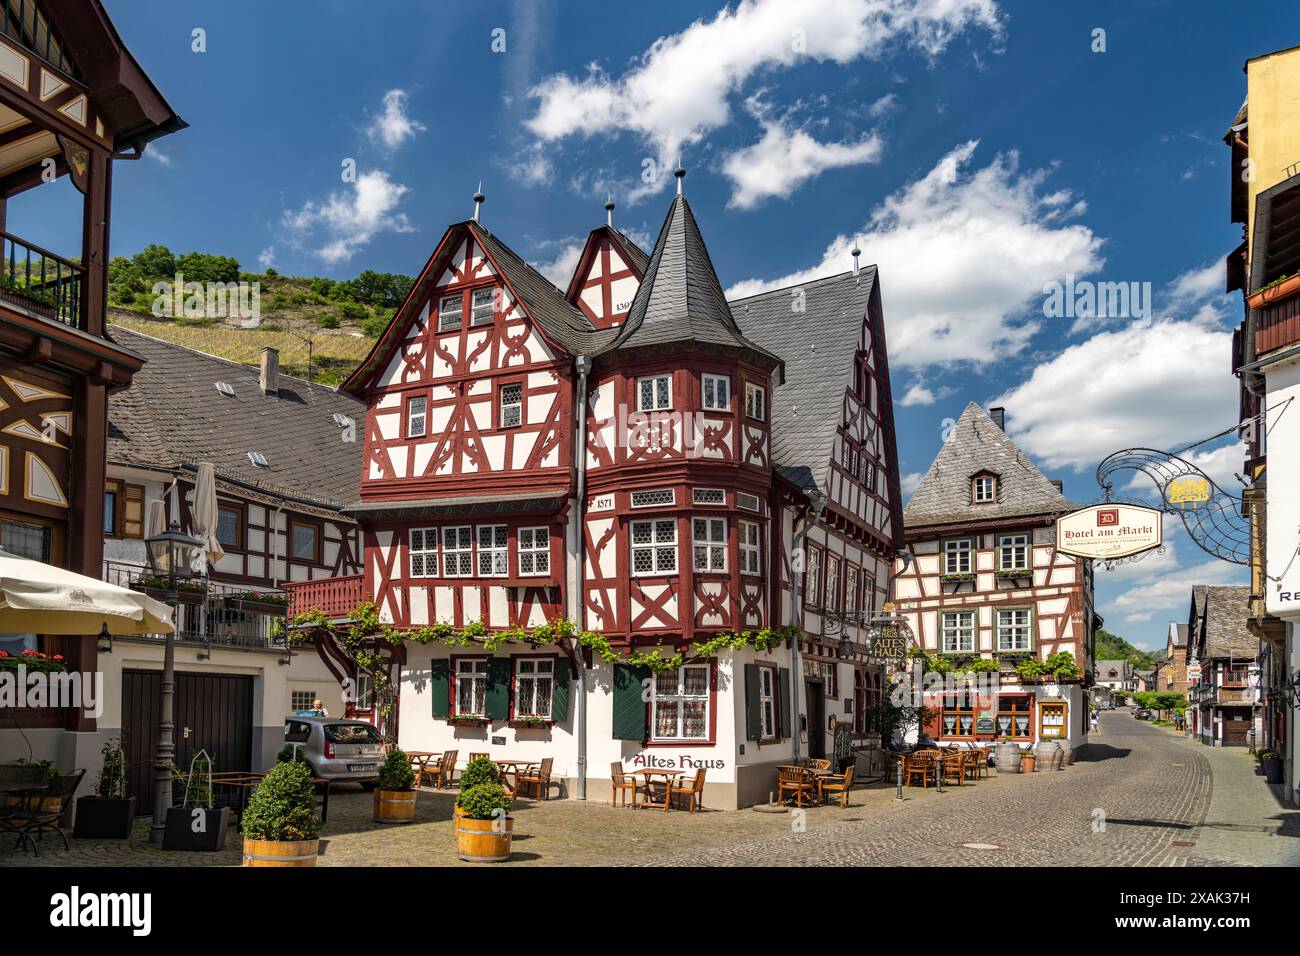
[609, 195, 779, 367]
[904, 402, 1075, 529]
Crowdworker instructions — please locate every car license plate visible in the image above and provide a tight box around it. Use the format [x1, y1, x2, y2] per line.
[348, 764, 375, 773]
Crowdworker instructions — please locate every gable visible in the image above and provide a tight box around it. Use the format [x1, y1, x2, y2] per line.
[566, 228, 645, 330]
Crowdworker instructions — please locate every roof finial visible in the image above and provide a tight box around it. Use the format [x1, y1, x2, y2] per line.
[851, 238, 861, 277]
[674, 158, 685, 196]
[473, 181, 485, 222]
[604, 193, 615, 227]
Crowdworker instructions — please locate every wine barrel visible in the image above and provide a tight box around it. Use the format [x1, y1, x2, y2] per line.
[993, 741, 1021, 775]
[1057, 738, 1074, 766]
[241, 838, 319, 867]
[455, 814, 514, 862]
[1035, 740, 1062, 771]
[374, 788, 417, 823]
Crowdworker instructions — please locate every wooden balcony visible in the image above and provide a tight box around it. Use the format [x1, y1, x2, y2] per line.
[0, 230, 83, 328]
[1254, 283, 1300, 356]
[284, 574, 365, 619]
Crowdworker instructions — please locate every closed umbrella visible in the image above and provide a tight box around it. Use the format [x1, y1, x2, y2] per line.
[0, 549, 174, 635]
[190, 462, 225, 571]
[145, 498, 169, 573]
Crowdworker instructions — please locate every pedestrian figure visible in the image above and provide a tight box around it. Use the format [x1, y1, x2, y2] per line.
[1090, 709, 1099, 734]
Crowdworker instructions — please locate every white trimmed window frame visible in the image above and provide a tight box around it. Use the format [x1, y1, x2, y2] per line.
[437, 293, 463, 333]
[470, 286, 496, 326]
[517, 526, 550, 576]
[998, 532, 1030, 571]
[745, 382, 767, 421]
[638, 374, 672, 411]
[943, 537, 974, 575]
[409, 528, 439, 578]
[442, 526, 473, 577]
[499, 383, 522, 428]
[941, 611, 975, 654]
[477, 524, 509, 577]
[651, 663, 710, 741]
[407, 394, 427, 438]
[701, 373, 731, 411]
[631, 518, 678, 575]
[692, 517, 727, 573]
[996, 607, 1033, 652]
[739, 520, 761, 576]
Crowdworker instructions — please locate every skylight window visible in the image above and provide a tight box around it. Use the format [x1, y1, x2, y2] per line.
[332, 413, 354, 429]
[248, 452, 269, 468]
[215, 382, 235, 397]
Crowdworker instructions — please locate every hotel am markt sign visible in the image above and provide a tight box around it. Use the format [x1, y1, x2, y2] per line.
[1056, 503, 1162, 560]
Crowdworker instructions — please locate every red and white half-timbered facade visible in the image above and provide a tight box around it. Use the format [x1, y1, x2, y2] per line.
[893, 403, 1096, 750]
[291, 182, 905, 807]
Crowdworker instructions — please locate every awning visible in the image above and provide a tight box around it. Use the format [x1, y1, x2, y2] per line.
[0, 550, 174, 635]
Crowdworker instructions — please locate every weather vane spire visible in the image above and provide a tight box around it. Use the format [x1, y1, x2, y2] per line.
[674, 158, 685, 196]
[473, 181, 485, 222]
[604, 193, 615, 227]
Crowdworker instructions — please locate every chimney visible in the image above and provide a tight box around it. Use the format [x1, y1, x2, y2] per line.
[989, 406, 1006, 431]
[259, 346, 280, 396]
[1049, 479, 1064, 493]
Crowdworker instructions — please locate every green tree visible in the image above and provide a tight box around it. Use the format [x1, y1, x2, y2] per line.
[131, 243, 176, 278]
[176, 251, 240, 284]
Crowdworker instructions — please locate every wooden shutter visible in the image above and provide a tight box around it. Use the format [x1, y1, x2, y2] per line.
[430, 659, 450, 718]
[122, 484, 145, 538]
[612, 663, 648, 741]
[550, 656, 572, 722]
[778, 666, 791, 739]
[485, 656, 511, 720]
[744, 663, 761, 741]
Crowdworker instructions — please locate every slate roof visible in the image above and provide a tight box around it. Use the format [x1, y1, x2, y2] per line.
[1199, 585, 1255, 660]
[732, 269, 877, 492]
[1095, 659, 1132, 678]
[609, 227, 650, 276]
[903, 402, 1075, 529]
[609, 194, 778, 365]
[106, 325, 365, 509]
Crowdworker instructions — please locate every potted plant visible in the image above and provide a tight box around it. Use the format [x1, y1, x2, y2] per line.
[1260, 749, 1283, 785]
[73, 736, 135, 838]
[454, 781, 513, 862]
[454, 756, 501, 824]
[222, 589, 290, 616]
[132, 574, 209, 606]
[1020, 748, 1037, 773]
[240, 762, 321, 867]
[163, 751, 231, 851]
[7, 758, 62, 813]
[373, 748, 417, 823]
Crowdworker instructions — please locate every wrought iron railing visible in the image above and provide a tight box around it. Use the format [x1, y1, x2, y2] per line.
[103, 560, 289, 651]
[0, 231, 83, 327]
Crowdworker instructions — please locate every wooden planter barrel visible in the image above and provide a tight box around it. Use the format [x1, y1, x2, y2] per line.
[455, 815, 513, 862]
[993, 741, 1021, 774]
[1057, 739, 1074, 766]
[1034, 740, 1062, 771]
[374, 788, 417, 823]
[241, 837, 319, 867]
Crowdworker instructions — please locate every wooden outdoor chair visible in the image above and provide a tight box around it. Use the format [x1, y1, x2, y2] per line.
[515, 757, 556, 800]
[964, 749, 986, 780]
[777, 766, 815, 807]
[938, 751, 964, 786]
[669, 769, 707, 814]
[468, 752, 489, 763]
[1, 769, 84, 856]
[904, 753, 934, 788]
[818, 763, 855, 808]
[425, 750, 457, 789]
[610, 763, 638, 808]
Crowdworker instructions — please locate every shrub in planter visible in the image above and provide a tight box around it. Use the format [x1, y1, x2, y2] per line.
[74, 736, 136, 839]
[373, 748, 417, 823]
[1260, 750, 1283, 785]
[163, 751, 231, 851]
[240, 762, 321, 867]
[453, 757, 501, 823]
[454, 782, 514, 863]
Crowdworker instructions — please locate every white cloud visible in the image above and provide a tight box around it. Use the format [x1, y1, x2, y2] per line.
[898, 380, 953, 406]
[367, 89, 426, 150]
[728, 141, 1103, 367]
[900, 471, 925, 496]
[525, 0, 1001, 201]
[283, 170, 413, 265]
[146, 146, 172, 166]
[723, 117, 882, 208]
[1108, 557, 1245, 624]
[531, 238, 586, 288]
[257, 247, 275, 270]
[866, 92, 897, 119]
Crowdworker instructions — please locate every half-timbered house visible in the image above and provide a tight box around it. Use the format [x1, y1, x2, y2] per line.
[98, 326, 364, 805]
[0, 1, 182, 771]
[894, 402, 1096, 749]
[287, 174, 905, 808]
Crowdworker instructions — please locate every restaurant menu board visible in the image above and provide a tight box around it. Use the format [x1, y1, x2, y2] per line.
[975, 712, 995, 735]
[1040, 703, 1066, 738]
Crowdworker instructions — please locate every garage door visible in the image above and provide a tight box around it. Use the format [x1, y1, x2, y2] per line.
[122, 670, 255, 814]
[1223, 716, 1252, 746]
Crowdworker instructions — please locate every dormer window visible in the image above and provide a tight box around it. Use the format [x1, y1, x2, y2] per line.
[973, 474, 997, 503]
[438, 294, 462, 333]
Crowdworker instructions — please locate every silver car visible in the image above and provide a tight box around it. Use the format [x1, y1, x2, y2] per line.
[283, 716, 383, 787]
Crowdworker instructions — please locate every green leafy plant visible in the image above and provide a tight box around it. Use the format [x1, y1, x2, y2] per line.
[277, 743, 310, 766]
[95, 736, 127, 799]
[994, 568, 1031, 579]
[17, 757, 59, 782]
[377, 748, 416, 791]
[241, 762, 320, 841]
[939, 573, 976, 583]
[459, 757, 500, 791]
[455, 782, 512, 821]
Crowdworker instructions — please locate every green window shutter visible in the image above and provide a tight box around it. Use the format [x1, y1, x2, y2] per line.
[744, 663, 761, 741]
[551, 656, 572, 722]
[485, 656, 511, 720]
[430, 659, 450, 719]
[612, 663, 649, 741]
[778, 666, 791, 739]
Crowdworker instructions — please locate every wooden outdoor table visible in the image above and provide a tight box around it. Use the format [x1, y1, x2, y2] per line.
[406, 751, 440, 786]
[631, 769, 682, 810]
[494, 760, 539, 795]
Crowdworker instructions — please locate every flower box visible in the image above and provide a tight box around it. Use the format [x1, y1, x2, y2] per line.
[508, 718, 554, 730]
[223, 595, 289, 616]
[447, 716, 488, 727]
[134, 583, 207, 606]
[1246, 272, 1300, 309]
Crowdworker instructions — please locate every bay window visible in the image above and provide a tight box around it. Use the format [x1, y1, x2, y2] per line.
[739, 520, 761, 575]
[632, 519, 677, 575]
[638, 374, 671, 411]
[692, 517, 727, 572]
[701, 373, 730, 411]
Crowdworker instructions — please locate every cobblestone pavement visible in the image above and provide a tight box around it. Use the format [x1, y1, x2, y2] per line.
[2, 712, 1291, 867]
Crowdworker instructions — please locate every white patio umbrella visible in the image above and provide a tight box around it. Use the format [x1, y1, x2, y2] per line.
[190, 462, 225, 571]
[0, 549, 174, 635]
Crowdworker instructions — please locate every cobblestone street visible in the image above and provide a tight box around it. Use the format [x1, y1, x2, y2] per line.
[3, 712, 1295, 867]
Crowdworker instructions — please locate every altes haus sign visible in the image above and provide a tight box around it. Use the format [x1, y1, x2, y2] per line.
[1055, 504, 1162, 559]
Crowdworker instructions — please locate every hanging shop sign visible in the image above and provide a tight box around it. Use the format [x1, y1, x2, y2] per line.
[1167, 476, 1212, 509]
[1056, 503, 1163, 559]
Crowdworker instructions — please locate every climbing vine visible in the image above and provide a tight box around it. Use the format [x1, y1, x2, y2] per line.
[277, 601, 800, 675]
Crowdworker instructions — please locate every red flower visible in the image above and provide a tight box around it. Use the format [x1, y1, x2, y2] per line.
[52, 655, 64, 661]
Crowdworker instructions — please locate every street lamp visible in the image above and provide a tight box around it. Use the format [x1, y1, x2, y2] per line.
[144, 520, 203, 844]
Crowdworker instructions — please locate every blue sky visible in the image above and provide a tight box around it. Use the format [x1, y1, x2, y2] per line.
[27, 0, 1299, 649]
